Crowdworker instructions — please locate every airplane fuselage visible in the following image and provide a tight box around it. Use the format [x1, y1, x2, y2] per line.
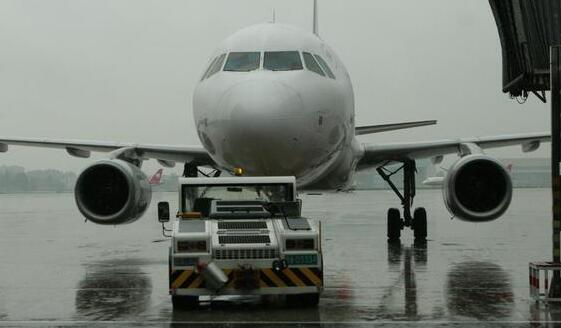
[193, 23, 361, 189]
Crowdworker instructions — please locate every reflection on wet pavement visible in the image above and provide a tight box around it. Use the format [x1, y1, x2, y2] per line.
[446, 261, 514, 320]
[168, 301, 321, 327]
[530, 303, 561, 328]
[377, 242, 427, 321]
[0, 296, 5, 321]
[1, 190, 561, 326]
[74, 259, 152, 321]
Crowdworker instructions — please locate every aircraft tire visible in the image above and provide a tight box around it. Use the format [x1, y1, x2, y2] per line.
[387, 208, 401, 241]
[413, 207, 427, 241]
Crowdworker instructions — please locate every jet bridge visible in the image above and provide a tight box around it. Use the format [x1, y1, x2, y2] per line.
[490, 0, 561, 301]
[489, 0, 561, 102]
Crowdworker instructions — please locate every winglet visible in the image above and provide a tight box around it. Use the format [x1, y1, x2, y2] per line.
[313, 0, 319, 35]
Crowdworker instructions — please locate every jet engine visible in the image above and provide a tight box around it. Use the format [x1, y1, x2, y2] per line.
[74, 159, 152, 225]
[443, 155, 512, 222]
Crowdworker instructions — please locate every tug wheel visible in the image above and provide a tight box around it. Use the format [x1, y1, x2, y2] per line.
[387, 208, 401, 242]
[171, 295, 199, 310]
[286, 293, 320, 308]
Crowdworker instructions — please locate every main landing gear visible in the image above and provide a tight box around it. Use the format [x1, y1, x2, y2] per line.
[377, 160, 427, 243]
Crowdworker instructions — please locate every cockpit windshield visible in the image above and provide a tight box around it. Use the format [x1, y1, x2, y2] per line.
[264, 51, 303, 71]
[303, 52, 325, 77]
[223, 52, 260, 72]
[314, 54, 336, 79]
[201, 53, 226, 80]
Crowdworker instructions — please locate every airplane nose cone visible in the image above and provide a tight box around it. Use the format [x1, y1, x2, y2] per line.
[222, 80, 303, 121]
[217, 80, 316, 176]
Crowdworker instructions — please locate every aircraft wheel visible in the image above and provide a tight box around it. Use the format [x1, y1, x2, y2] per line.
[387, 208, 401, 242]
[413, 207, 427, 241]
[171, 295, 199, 310]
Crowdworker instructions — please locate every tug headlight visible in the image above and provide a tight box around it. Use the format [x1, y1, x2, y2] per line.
[176, 240, 207, 253]
[286, 239, 315, 250]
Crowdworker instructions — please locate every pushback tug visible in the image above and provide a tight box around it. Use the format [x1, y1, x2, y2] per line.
[157, 172, 323, 309]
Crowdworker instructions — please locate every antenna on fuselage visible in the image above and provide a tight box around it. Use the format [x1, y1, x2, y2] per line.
[272, 8, 276, 23]
[313, 0, 319, 35]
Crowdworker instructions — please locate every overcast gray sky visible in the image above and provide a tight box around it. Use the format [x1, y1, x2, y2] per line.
[0, 0, 551, 174]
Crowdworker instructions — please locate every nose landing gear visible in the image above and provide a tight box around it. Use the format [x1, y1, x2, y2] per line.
[182, 162, 222, 178]
[377, 160, 427, 242]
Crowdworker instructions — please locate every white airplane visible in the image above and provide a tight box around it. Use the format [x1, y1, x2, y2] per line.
[0, 1, 550, 241]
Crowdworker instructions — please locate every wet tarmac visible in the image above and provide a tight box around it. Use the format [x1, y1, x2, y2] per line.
[0, 189, 559, 326]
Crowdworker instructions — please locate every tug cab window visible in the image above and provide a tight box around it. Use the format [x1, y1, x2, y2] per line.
[202, 53, 226, 80]
[303, 52, 325, 77]
[224, 52, 261, 72]
[264, 51, 303, 71]
[181, 183, 293, 214]
[314, 54, 336, 79]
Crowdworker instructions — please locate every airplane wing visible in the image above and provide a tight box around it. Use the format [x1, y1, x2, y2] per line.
[357, 132, 550, 169]
[0, 137, 214, 167]
[355, 120, 437, 135]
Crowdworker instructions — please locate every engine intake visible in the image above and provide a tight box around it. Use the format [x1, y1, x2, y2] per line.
[443, 155, 512, 222]
[74, 159, 152, 225]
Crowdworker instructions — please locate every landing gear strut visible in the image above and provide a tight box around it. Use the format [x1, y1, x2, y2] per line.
[182, 162, 221, 178]
[377, 160, 427, 242]
[182, 162, 198, 177]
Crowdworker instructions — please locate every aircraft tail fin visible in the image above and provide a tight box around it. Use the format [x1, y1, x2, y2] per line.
[355, 120, 437, 136]
[313, 0, 318, 35]
[148, 169, 163, 185]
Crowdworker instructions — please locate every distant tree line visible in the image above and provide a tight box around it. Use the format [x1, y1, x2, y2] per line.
[151, 172, 179, 192]
[2, 158, 549, 194]
[0, 165, 77, 193]
[0, 165, 181, 194]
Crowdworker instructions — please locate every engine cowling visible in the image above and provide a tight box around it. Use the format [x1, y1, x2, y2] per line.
[443, 155, 512, 222]
[74, 159, 152, 225]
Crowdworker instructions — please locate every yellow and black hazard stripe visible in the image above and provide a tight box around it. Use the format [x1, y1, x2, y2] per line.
[170, 267, 323, 289]
[260, 267, 322, 288]
[170, 270, 206, 289]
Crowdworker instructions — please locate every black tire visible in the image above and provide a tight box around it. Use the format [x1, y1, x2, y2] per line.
[286, 293, 320, 308]
[171, 295, 199, 310]
[413, 207, 427, 241]
[387, 208, 401, 241]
